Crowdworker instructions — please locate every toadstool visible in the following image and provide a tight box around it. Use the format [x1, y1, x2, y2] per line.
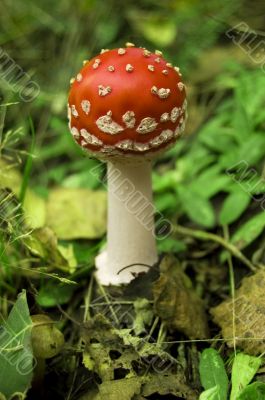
[31, 314, 64, 388]
[68, 44, 187, 286]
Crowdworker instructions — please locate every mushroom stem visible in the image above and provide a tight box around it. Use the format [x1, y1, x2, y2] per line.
[95, 159, 158, 285]
[32, 357, 46, 390]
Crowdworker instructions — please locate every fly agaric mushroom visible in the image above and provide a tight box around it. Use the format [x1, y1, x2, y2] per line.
[68, 44, 187, 286]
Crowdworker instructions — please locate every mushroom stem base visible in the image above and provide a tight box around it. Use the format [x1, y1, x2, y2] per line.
[95, 160, 158, 285]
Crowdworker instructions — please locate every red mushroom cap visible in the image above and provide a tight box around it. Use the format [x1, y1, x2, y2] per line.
[68, 44, 187, 159]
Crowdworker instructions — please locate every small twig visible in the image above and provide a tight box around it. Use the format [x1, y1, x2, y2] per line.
[145, 316, 159, 343]
[149, 336, 265, 344]
[82, 300, 150, 307]
[117, 262, 155, 275]
[157, 321, 166, 345]
[223, 225, 237, 356]
[96, 279, 120, 325]
[173, 224, 256, 272]
[56, 304, 81, 327]
[83, 275, 94, 322]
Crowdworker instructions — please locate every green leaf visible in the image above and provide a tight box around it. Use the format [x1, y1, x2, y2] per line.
[158, 237, 186, 253]
[233, 176, 265, 195]
[189, 172, 230, 199]
[62, 167, 101, 190]
[230, 212, 265, 250]
[57, 243, 77, 274]
[198, 117, 233, 153]
[220, 134, 265, 168]
[219, 190, 250, 225]
[199, 348, 228, 400]
[199, 386, 221, 400]
[154, 192, 179, 213]
[177, 186, 215, 228]
[234, 70, 265, 123]
[0, 291, 33, 398]
[153, 171, 180, 193]
[37, 282, 75, 308]
[72, 241, 98, 267]
[238, 134, 265, 165]
[237, 382, 265, 400]
[128, 10, 177, 47]
[176, 145, 215, 180]
[232, 99, 251, 142]
[230, 352, 262, 400]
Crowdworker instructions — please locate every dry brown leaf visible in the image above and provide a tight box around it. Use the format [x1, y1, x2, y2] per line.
[46, 187, 106, 239]
[0, 160, 46, 228]
[153, 256, 209, 339]
[141, 373, 198, 399]
[211, 269, 265, 355]
[94, 378, 142, 400]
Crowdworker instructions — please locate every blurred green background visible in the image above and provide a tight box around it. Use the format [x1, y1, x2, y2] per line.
[1, 0, 265, 233]
[0, 0, 264, 188]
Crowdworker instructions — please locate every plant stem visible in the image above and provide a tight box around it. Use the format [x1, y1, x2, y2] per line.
[173, 224, 256, 272]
